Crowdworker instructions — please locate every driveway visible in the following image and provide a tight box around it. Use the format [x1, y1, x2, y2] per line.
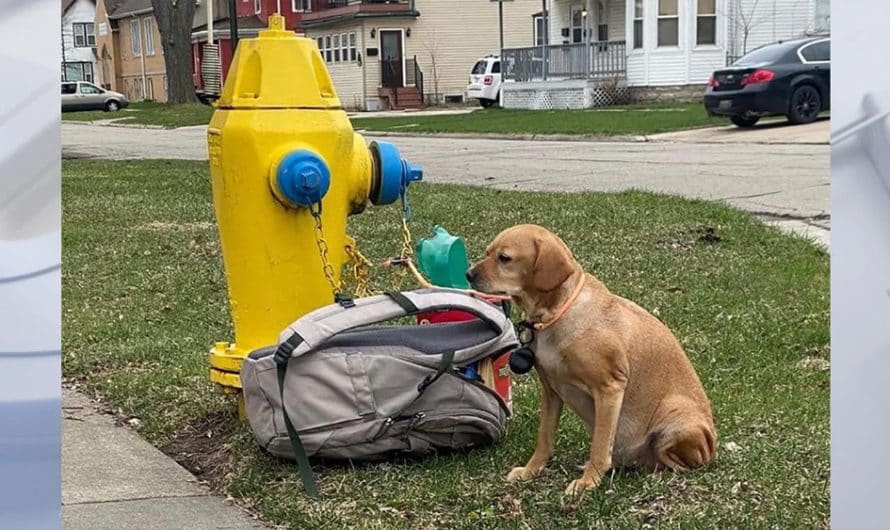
[62, 122, 830, 247]
[649, 117, 829, 145]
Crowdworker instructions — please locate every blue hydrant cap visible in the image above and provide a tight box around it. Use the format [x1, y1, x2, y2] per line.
[275, 150, 331, 207]
[370, 141, 424, 205]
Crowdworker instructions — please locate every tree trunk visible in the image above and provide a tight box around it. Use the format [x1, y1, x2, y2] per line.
[151, 0, 197, 104]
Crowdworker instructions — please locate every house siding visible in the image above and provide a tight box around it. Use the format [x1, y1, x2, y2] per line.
[116, 14, 168, 102]
[62, 0, 99, 84]
[94, 0, 121, 91]
[623, 0, 727, 86]
[728, 0, 817, 58]
[307, 0, 540, 109]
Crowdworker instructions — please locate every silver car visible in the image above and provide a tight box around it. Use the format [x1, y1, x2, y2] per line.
[61, 81, 128, 112]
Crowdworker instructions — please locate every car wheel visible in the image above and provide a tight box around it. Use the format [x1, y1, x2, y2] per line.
[105, 100, 121, 112]
[731, 115, 760, 128]
[479, 98, 497, 108]
[787, 85, 821, 124]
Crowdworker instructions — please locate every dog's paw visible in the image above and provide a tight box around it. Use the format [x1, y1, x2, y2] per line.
[506, 466, 538, 483]
[564, 477, 598, 497]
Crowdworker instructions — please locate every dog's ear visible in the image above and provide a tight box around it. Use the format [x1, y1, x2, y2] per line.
[532, 234, 575, 292]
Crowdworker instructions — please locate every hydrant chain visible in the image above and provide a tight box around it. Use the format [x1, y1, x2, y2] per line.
[310, 204, 341, 299]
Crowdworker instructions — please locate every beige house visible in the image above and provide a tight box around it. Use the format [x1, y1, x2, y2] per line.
[300, 0, 542, 110]
[95, 0, 167, 102]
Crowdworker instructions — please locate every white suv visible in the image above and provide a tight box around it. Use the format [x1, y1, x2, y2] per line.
[466, 55, 501, 108]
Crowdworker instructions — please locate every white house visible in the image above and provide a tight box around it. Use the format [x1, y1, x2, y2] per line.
[62, 0, 99, 84]
[502, 0, 830, 109]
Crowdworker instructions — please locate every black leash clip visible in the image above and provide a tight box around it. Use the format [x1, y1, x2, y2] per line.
[510, 321, 536, 375]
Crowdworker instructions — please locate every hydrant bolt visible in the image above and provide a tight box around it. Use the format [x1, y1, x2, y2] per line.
[274, 150, 332, 207]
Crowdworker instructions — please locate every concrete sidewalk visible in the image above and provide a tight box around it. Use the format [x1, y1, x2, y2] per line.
[62, 389, 267, 530]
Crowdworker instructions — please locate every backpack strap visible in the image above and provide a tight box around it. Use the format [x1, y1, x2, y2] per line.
[273, 332, 319, 499]
[278, 289, 511, 360]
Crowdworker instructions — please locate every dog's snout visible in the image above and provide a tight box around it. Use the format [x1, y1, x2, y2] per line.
[466, 267, 478, 284]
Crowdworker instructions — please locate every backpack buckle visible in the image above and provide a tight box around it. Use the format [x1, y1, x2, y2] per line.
[335, 293, 356, 308]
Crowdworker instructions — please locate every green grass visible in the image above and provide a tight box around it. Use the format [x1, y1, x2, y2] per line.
[351, 103, 722, 136]
[62, 101, 213, 128]
[63, 159, 828, 529]
[63, 100, 721, 135]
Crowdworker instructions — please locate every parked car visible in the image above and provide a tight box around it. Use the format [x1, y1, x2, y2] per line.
[704, 36, 830, 127]
[467, 55, 502, 108]
[61, 81, 129, 112]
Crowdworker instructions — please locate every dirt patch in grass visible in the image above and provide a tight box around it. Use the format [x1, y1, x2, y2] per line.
[162, 411, 238, 489]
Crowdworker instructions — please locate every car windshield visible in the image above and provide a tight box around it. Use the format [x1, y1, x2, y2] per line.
[734, 43, 794, 65]
[472, 60, 488, 75]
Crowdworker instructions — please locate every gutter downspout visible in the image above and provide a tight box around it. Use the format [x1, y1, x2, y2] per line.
[134, 14, 147, 100]
[208, 0, 214, 44]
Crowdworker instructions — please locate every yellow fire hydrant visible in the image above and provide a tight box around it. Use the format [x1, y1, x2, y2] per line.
[206, 15, 423, 404]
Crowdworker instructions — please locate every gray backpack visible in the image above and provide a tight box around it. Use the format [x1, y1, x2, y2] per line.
[240, 289, 518, 497]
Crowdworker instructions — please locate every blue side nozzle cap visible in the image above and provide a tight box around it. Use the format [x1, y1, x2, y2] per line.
[371, 141, 424, 205]
[275, 150, 331, 207]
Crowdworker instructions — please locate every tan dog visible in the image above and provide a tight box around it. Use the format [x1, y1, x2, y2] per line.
[467, 224, 716, 496]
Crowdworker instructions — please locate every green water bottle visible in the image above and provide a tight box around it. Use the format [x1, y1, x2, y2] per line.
[415, 225, 471, 289]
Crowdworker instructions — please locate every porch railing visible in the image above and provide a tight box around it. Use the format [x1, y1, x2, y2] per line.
[381, 57, 422, 107]
[502, 41, 627, 82]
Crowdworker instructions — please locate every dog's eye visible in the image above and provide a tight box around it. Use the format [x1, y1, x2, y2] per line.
[497, 253, 512, 263]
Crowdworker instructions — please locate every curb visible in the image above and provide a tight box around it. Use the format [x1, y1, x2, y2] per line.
[356, 130, 650, 143]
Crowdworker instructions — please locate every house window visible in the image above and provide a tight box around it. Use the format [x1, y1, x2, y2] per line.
[130, 19, 141, 56]
[349, 32, 357, 61]
[596, 0, 608, 41]
[292, 0, 311, 12]
[324, 35, 332, 62]
[73, 23, 95, 47]
[696, 0, 716, 45]
[333, 34, 340, 62]
[63, 62, 94, 82]
[147, 78, 155, 100]
[658, 0, 679, 47]
[340, 33, 348, 63]
[633, 0, 643, 49]
[143, 17, 155, 55]
[135, 78, 144, 100]
[255, 0, 261, 14]
[533, 13, 546, 46]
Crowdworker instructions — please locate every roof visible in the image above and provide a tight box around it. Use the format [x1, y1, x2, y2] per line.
[106, 0, 153, 19]
[192, 15, 266, 33]
[62, 0, 95, 14]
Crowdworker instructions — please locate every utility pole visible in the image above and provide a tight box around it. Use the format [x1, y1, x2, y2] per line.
[229, 0, 239, 53]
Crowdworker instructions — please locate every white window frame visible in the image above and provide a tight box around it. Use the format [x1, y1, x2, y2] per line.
[324, 35, 332, 62]
[135, 77, 144, 100]
[255, 0, 262, 15]
[340, 32, 348, 63]
[146, 77, 154, 100]
[797, 38, 830, 64]
[292, 0, 311, 12]
[143, 17, 155, 56]
[72, 22, 95, 48]
[333, 34, 341, 62]
[349, 32, 357, 61]
[657, 0, 679, 48]
[130, 19, 141, 56]
[695, 0, 717, 46]
[632, 0, 643, 50]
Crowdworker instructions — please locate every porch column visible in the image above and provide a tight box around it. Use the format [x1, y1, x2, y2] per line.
[541, 0, 548, 80]
[584, 0, 592, 78]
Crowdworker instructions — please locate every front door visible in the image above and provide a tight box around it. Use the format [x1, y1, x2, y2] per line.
[380, 30, 404, 88]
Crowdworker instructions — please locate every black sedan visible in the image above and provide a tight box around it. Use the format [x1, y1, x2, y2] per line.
[704, 36, 830, 127]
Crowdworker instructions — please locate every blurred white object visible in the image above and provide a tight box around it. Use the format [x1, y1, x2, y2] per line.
[832, 88, 890, 193]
